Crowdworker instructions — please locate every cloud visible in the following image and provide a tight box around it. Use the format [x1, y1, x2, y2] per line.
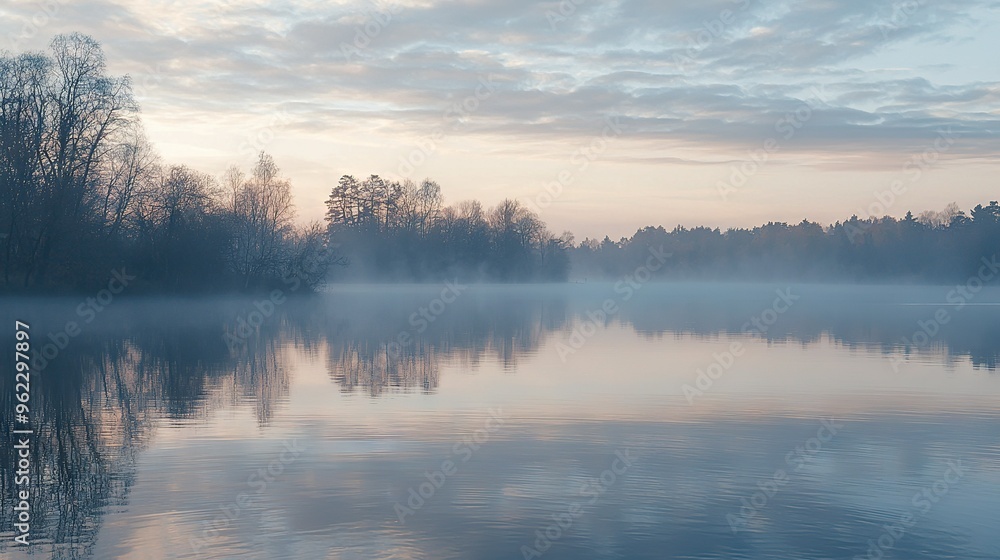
[2, 0, 998, 169]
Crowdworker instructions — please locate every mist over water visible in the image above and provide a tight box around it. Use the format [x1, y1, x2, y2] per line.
[1, 284, 999, 559]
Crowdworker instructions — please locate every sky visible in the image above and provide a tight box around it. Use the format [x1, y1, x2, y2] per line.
[2, 0, 999, 240]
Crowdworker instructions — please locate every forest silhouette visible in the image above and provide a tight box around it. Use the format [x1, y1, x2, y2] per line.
[2, 34, 999, 292]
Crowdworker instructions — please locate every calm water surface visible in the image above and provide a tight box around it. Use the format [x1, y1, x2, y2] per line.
[1, 284, 998, 559]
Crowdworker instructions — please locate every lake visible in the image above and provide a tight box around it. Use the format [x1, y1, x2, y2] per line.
[1, 284, 999, 559]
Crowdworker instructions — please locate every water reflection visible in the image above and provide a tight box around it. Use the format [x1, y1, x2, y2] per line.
[0, 284, 998, 559]
[317, 288, 568, 395]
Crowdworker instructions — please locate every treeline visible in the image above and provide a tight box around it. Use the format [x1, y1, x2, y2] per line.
[5, 34, 999, 291]
[571, 202, 1000, 283]
[0, 34, 570, 291]
[324, 175, 572, 281]
[0, 34, 333, 292]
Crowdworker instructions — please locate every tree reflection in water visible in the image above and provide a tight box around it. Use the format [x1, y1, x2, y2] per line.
[0, 285, 997, 557]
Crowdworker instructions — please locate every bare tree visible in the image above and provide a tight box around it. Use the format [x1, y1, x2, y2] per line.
[229, 152, 295, 287]
[3, 34, 138, 285]
[0, 53, 49, 285]
[97, 124, 158, 240]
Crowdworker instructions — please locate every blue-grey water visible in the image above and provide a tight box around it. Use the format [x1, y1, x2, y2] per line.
[1, 284, 999, 559]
